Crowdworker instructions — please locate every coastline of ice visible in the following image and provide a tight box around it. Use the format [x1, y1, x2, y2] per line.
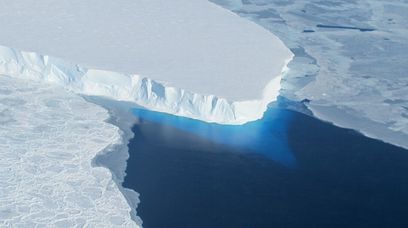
[0, 45, 292, 124]
[213, 0, 408, 149]
[0, 75, 140, 227]
[87, 96, 143, 224]
[0, 0, 293, 123]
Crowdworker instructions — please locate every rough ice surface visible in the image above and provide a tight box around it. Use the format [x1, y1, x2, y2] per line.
[0, 0, 293, 124]
[0, 75, 140, 227]
[213, 0, 408, 148]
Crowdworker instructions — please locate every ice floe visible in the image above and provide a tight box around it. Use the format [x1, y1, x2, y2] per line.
[0, 76, 140, 227]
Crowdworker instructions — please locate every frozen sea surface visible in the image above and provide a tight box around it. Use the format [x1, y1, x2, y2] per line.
[212, 0, 408, 148]
[0, 75, 140, 227]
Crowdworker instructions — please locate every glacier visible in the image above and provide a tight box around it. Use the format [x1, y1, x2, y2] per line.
[0, 0, 293, 124]
[0, 45, 291, 124]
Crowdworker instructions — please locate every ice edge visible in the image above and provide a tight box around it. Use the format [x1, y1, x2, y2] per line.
[0, 44, 293, 125]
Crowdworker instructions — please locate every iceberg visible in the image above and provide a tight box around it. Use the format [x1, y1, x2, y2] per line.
[0, 0, 293, 124]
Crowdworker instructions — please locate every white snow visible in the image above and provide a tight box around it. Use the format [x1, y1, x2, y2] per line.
[0, 75, 140, 227]
[0, 0, 293, 124]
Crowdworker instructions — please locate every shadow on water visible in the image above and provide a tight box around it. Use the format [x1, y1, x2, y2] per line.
[316, 24, 376, 32]
[123, 101, 408, 228]
[131, 106, 296, 167]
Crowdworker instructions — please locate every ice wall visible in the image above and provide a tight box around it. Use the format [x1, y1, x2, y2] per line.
[0, 45, 292, 124]
[0, 0, 293, 108]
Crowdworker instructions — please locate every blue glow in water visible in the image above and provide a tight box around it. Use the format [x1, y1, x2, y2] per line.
[132, 107, 296, 167]
[125, 104, 408, 228]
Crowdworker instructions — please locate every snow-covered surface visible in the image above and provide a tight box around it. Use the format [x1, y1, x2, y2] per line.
[214, 0, 408, 148]
[0, 75, 140, 227]
[0, 0, 293, 103]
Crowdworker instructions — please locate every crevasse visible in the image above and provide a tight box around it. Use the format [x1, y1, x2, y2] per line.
[0, 45, 293, 124]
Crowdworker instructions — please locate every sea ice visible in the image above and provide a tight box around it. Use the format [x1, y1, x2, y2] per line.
[215, 0, 408, 148]
[0, 75, 140, 227]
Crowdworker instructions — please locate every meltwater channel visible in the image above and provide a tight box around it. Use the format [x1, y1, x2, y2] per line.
[123, 102, 408, 228]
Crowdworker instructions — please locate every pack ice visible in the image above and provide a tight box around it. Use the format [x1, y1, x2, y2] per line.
[0, 0, 293, 124]
[0, 76, 140, 227]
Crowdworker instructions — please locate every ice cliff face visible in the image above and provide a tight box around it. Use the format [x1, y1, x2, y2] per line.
[0, 45, 292, 124]
[0, 0, 294, 124]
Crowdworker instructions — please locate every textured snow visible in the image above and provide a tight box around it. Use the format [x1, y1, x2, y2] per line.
[0, 0, 293, 102]
[0, 75, 140, 227]
[214, 0, 408, 148]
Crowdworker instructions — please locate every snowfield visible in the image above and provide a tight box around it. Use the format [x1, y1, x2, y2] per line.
[0, 76, 140, 227]
[0, 0, 293, 124]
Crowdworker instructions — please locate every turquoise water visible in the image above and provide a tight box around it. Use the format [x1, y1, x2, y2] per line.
[123, 104, 408, 228]
[131, 106, 296, 167]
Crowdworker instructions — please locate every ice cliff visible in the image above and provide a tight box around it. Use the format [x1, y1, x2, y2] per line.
[0, 0, 293, 124]
[0, 45, 292, 124]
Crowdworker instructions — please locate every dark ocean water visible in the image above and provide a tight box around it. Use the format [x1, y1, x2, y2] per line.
[123, 105, 408, 228]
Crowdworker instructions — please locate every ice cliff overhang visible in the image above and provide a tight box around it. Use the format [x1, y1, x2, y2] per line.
[0, 0, 293, 124]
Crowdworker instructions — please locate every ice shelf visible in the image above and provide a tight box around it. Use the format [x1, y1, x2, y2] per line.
[0, 0, 293, 124]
